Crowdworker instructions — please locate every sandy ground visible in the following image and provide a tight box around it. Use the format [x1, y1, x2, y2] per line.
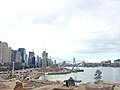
[0, 76, 15, 90]
[0, 68, 120, 90]
[1, 77, 120, 90]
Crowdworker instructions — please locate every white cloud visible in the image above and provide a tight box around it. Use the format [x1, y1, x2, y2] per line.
[0, 0, 120, 62]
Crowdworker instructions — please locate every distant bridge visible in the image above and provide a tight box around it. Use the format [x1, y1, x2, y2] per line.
[50, 56, 88, 64]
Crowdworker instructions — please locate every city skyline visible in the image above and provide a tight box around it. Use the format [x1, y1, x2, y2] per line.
[0, 0, 120, 62]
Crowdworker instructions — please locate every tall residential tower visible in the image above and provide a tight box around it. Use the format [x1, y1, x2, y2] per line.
[0, 41, 12, 64]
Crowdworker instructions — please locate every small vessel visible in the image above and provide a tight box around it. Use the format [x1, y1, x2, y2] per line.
[72, 68, 84, 73]
[46, 71, 71, 75]
[46, 67, 71, 75]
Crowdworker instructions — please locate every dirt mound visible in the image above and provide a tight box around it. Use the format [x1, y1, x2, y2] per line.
[0, 83, 10, 89]
[0, 75, 4, 81]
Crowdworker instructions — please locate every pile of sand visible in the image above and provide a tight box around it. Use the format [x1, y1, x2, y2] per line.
[0, 82, 10, 89]
[0, 75, 5, 81]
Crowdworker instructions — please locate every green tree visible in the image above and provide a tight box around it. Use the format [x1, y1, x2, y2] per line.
[94, 69, 102, 84]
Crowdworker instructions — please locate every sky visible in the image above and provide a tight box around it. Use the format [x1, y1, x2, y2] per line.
[0, 0, 120, 63]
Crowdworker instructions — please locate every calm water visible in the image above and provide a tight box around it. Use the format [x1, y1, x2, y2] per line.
[39, 67, 120, 83]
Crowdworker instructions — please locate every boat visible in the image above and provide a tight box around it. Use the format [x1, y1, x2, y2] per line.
[46, 71, 71, 75]
[72, 68, 84, 73]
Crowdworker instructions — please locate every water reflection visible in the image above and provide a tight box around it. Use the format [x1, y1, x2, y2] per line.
[39, 67, 120, 83]
[112, 68, 120, 83]
[101, 67, 112, 81]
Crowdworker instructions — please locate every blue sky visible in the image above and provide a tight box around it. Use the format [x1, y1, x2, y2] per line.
[0, 0, 120, 63]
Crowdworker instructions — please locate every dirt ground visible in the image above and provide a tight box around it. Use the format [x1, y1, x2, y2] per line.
[0, 68, 120, 90]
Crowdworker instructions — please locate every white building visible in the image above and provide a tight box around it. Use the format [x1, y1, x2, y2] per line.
[0, 41, 12, 64]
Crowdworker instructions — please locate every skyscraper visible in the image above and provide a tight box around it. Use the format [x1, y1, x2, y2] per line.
[0, 41, 12, 64]
[28, 51, 35, 67]
[36, 55, 42, 68]
[42, 51, 48, 68]
[47, 58, 53, 67]
[11, 50, 22, 63]
[25, 54, 28, 66]
[18, 48, 26, 63]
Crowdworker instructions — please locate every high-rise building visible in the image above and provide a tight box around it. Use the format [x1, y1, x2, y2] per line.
[36, 55, 41, 68]
[11, 50, 22, 63]
[25, 54, 28, 66]
[28, 51, 35, 67]
[18, 48, 26, 63]
[54, 60, 57, 65]
[47, 58, 53, 67]
[41, 51, 48, 68]
[0, 41, 12, 64]
[39, 57, 42, 67]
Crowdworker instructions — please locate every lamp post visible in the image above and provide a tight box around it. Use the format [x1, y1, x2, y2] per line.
[12, 61, 15, 77]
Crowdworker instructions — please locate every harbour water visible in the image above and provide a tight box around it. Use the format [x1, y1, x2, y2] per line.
[39, 67, 120, 83]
